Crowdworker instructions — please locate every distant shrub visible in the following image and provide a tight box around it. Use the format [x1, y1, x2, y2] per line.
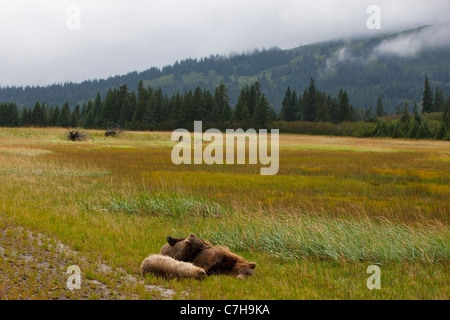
[67, 129, 87, 141]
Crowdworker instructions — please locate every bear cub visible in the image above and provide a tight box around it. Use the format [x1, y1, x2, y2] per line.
[140, 254, 207, 280]
[159, 233, 210, 262]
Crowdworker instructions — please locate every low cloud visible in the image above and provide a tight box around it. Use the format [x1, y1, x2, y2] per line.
[373, 23, 450, 57]
[325, 47, 356, 69]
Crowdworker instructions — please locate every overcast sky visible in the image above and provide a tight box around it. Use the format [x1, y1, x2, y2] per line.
[0, 0, 449, 87]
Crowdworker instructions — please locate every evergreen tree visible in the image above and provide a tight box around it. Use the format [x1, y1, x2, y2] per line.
[0, 103, 19, 127]
[101, 89, 118, 128]
[247, 82, 261, 118]
[49, 106, 60, 127]
[32, 102, 47, 126]
[214, 82, 231, 122]
[191, 86, 205, 121]
[328, 98, 340, 124]
[254, 93, 270, 127]
[375, 96, 385, 117]
[180, 90, 193, 129]
[364, 106, 376, 122]
[58, 102, 71, 127]
[400, 101, 410, 123]
[434, 102, 450, 140]
[240, 104, 251, 128]
[233, 86, 248, 122]
[169, 91, 185, 128]
[433, 87, 445, 112]
[92, 92, 103, 127]
[119, 93, 135, 126]
[302, 78, 317, 122]
[10, 103, 19, 127]
[415, 121, 431, 139]
[280, 87, 296, 121]
[399, 102, 411, 137]
[422, 76, 433, 113]
[290, 90, 300, 121]
[21, 107, 32, 126]
[338, 89, 352, 122]
[71, 104, 81, 127]
[82, 101, 95, 129]
[413, 100, 421, 124]
[407, 120, 420, 138]
[315, 92, 327, 122]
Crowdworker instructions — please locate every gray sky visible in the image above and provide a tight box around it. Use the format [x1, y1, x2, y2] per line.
[0, 0, 449, 87]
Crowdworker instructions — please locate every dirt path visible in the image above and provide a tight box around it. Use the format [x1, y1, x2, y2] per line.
[0, 224, 175, 300]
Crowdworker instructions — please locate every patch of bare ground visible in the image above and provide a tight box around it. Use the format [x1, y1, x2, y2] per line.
[0, 224, 175, 300]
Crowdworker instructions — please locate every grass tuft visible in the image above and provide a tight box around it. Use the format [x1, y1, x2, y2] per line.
[82, 193, 226, 218]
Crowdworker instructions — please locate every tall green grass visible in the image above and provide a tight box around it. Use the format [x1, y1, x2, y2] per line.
[204, 211, 449, 263]
[82, 193, 449, 263]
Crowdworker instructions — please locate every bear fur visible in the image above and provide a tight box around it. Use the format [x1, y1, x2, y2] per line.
[159, 233, 210, 262]
[140, 254, 207, 280]
[164, 235, 257, 279]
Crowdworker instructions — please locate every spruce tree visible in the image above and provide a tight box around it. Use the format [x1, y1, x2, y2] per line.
[315, 92, 327, 122]
[71, 104, 81, 127]
[58, 102, 71, 127]
[214, 83, 231, 122]
[49, 106, 60, 127]
[338, 89, 352, 122]
[413, 100, 421, 124]
[303, 78, 317, 122]
[415, 121, 431, 139]
[101, 89, 118, 128]
[364, 106, 376, 122]
[234, 86, 248, 122]
[82, 101, 95, 129]
[400, 101, 410, 120]
[400, 102, 411, 137]
[32, 102, 46, 126]
[0, 103, 19, 127]
[254, 93, 270, 127]
[280, 86, 295, 121]
[433, 87, 445, 112]
[422, 76, 433, 113]
[375, 96, 385, 117]
[92, 92, 103, 127]
[119, 95, 134, 126]
[290, 90, 300, 121]
[191, 86, 204, 121]
[406, 120, 418, 138]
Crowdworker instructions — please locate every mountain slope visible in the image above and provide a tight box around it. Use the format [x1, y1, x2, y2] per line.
[1, 24, 449, 113]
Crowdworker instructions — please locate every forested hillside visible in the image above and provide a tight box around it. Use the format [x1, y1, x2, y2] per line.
[1, 25, 449, 113]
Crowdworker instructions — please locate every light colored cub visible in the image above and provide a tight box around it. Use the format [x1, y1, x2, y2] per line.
[140, 254, 207, 280]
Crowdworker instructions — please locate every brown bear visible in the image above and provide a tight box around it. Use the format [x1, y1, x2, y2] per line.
[140, 254, 207, 280]
[159, 233, 210, 262]
[164, 235, 257, 279]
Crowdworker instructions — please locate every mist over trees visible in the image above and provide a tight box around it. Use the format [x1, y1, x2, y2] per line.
[1, 25, 449, 115]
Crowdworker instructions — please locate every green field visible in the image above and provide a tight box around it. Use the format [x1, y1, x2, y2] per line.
[0, 127, 448, 299]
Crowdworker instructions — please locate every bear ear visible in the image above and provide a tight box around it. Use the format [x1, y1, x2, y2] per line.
[185, 238, 191, 244]
[167, 236, 176, 246]
[249, 262, 256, 269]
[189, 233, 196, 237]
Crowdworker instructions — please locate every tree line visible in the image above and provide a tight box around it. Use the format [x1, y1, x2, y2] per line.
[0, 77, 449, 140]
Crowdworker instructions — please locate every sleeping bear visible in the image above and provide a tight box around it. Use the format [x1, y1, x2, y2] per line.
[164, 234, 256, 279]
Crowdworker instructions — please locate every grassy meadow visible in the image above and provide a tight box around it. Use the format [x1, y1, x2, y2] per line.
[0, 127, 448, 299]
